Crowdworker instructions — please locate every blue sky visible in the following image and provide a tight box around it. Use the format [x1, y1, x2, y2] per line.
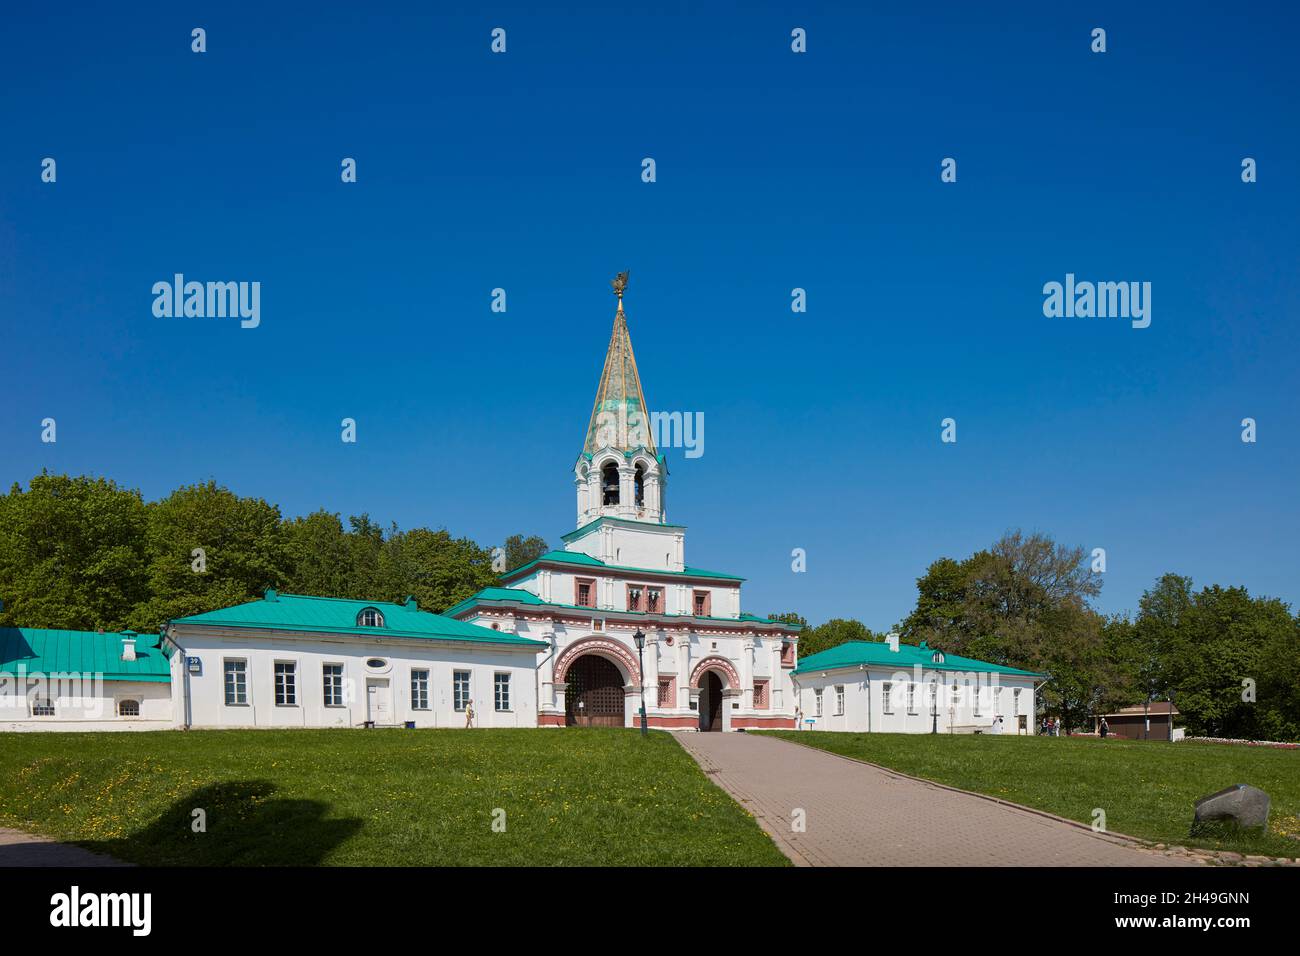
[2, 2, 1297, 630]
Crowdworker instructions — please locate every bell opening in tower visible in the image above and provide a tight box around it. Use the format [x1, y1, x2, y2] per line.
[601, 461, 620, 505]
[634, 463, 645, 508]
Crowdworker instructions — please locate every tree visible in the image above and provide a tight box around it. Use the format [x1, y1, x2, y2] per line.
[0, 473, 148, 630]
[798, 618, 879, 658]
[128, 481, 288, 632]
[503, 534, 549, 573]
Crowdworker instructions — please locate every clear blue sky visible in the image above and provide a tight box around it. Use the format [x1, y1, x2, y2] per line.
[2, 2, 1297, 630]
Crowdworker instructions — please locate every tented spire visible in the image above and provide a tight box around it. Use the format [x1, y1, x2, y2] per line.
[582, 273, 656, 456]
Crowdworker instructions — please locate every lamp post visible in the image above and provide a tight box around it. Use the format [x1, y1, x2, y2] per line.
[633, 629, 648, 737]
[930, 680, 938, 734]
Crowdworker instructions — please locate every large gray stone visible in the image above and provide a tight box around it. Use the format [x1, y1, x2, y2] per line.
[1194, 784, 1271, 830]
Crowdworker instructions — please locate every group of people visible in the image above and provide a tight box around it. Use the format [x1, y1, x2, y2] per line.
[1039, 717, 1067, 736]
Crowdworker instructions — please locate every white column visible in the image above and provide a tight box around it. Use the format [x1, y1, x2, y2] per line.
[644, 633, 659, 715]
[618, 464, 635, 517]
[677, 632, 691, 709]
[740, 637, 755, 709]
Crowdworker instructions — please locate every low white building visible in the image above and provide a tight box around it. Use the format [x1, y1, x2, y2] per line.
[166, 591, 547, 729]
[0, 625, 174, 731]
[793, 638, 1044, 735]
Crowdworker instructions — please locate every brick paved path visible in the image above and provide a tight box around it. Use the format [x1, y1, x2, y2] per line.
[679, 732, 1200, 867]
[0, 828, 127, 866]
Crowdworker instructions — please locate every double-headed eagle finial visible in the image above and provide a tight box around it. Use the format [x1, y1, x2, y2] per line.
[611, 270, 629, 298]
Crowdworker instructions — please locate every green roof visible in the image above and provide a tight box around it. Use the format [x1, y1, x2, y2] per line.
[0, 628, 172, 683]
[444, 587, 801, 632]
[501, 549, 744, 583]
[793, 641, 1046, 678]
[172, 592, 546, 648]
[561, 516, 684, 543]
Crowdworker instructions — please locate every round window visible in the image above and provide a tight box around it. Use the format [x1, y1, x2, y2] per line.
[366, 658, 387, 669]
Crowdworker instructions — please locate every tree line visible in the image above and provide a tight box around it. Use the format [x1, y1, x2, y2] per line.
[0, 473, 549, 635]
[773, 531, 1300, 741]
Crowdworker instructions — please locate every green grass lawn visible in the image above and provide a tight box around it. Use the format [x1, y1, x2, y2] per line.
[761, 731, 1300, 858]
[0, 728, 788, 866]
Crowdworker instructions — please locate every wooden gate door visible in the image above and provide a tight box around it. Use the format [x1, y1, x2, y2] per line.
[566, 655, 625, 727]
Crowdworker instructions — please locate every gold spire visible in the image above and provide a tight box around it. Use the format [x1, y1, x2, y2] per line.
[583, 272, 656, 456]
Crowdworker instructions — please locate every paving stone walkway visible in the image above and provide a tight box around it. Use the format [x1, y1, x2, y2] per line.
[678, 732, 1201, 867]
[0, 828, 127, 867]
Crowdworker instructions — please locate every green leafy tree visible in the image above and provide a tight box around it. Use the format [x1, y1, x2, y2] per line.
[503, 534, 549, 573]
[0, 473, 148, 630]
[128, 481, 287, 632]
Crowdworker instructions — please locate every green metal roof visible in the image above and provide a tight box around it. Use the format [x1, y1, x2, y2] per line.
[172, 592, 547, 648]
[444, 587, 801, 632]
[501, 549, 744, 583]
[0, 628, 172, 683]
[561, 516, 686, 543]
[792, 640, 1046, 678]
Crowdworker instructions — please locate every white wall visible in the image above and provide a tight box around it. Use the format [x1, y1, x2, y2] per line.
[0, 679, 174, 732]
[171, 625, 540, 730]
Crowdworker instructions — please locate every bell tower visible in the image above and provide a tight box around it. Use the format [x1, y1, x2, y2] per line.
[574, 272, 667, 527]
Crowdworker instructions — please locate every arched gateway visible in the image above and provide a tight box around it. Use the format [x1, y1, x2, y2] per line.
[554, 636, 640, 728]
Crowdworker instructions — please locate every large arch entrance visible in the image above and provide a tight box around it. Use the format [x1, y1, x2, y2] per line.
[565, 655, 625, 727]
[699, 671, 724, 732]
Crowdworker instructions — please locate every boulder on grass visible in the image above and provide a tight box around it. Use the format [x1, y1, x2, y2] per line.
[1194, 784, 1270, 830]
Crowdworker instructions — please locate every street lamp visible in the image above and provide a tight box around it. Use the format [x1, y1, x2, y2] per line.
[633, 629, 648, 737]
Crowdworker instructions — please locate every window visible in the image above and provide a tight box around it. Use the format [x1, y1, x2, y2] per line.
[575, 578, 595, 608]
[31, 698, 55, 717]
[692, 590, 711, 616]
[657, 677, 675, 707]
[411, 669, 429, 710]
[117, 699, 140, 717]
[275, 662, 297, 706]
[951, 682, 960, 710]
[224, 660, 248, 706]
[907, 683, 916, 714]
[781, 641, 796, 666]
[834, 685, 845, 716]
[753, 680, 769, 709]
[634, 463, 646, 508]
[882, 682, 893, 714]
[813, 689, 823, 717]
[494, 673, 511, 711]
[601, 461, 619, 505]
[1013, 688, 1022, 716]
[627, 584, 643, 612]
[993, 686, 1002, 714]
[971, 680, 980, 716]
[356, 607, 385, 628]
[323, 664, 344, 707]
[453, 670, 471, 711]
[647, 587, 662, 613]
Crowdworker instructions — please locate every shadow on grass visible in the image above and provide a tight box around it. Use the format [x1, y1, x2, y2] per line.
[82, 781, 363, 866]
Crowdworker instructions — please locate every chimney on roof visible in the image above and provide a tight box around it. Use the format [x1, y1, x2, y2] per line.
[404, 595, 418, 610]
[885, 631, 900, 653]
[265, 588, 278, 601]
[120, 630, 138, 662]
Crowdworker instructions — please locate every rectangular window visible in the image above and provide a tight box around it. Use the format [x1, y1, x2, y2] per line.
[781, 641, 796, 666]
[971, 680, 980, 716]
[882, 682, 893, 714]
[753, 679, 769, 709]
[692, 590, 711, 616]
[627, 584, 643, 612]
[224, 659, 248, 706]
[575, 578, 595, 608]
[31, 698, 55, 717]
[814, 688, 823, 717]
[993, 686, 1002, 714]
[494, 672, 511, 711]
[411, 669, 430, 710]
[907, 683, 916, 714]
[1013, 688, 1022, 716]
[322, 664, 344, 707]
[274, 662, 297, 706]
[646, 587, 662, 613]
[834, 686, 845, 716]
[453, 670, 471, 711]
[657, 677, 675, 707]
[951, 683, 960, 711]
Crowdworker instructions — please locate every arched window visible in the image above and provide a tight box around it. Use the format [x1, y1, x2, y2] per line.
[357, 607, 385, 628]
[634, 463, 646, 508]
[117, 699, 140, 717]
[601, 462, 620, 505]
